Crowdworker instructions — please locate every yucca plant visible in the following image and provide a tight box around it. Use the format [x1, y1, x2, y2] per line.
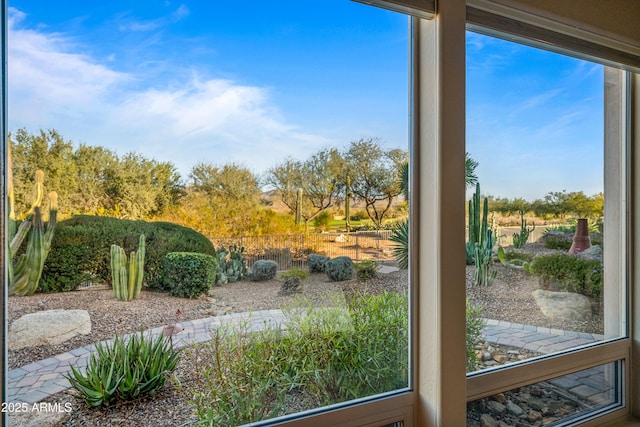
[390, 220, 409, 269]
[390, 160, 410, 270]
[67, 332, 180, 407]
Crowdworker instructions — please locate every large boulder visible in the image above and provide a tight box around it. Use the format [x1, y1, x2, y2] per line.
[9, 309, 91, 350]
[532, 290, 592, 323]
[579, 244, 602, 260]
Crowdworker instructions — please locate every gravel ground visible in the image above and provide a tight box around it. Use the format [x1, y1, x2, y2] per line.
[7, 249, 604, 426]
[7, 274, 346, 370]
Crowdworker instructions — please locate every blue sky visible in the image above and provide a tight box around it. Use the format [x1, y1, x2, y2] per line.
[7, 1, 604, 200]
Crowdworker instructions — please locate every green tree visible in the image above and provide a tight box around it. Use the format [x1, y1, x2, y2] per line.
[490, 196, 530, 217]
[344, 138, 407, 229]
[10, 129, 78, 217]
[187, 162, 266, 236]
[70, 144, 117, 215]
[191, 162, 260, 203]
[11, 128, 183, 220]
[265, 148, 344, 228]
[102, 153, 182, 219]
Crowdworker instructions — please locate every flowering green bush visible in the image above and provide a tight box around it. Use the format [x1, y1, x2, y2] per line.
[529, 253, 602, 298]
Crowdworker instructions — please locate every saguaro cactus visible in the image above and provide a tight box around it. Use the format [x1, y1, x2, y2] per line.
[111, 234, 146, 301]
[8, 166, 58, 296]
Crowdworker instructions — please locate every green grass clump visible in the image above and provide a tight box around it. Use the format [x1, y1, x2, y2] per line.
[186, 291, 408, 425]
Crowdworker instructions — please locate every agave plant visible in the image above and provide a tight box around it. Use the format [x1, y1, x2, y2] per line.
[66, 332, 181, 407]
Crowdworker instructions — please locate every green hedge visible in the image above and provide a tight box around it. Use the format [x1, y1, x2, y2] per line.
[41, 215, 216, 292]
[529, 253, 602, 298]
[161, 252, 217, 298]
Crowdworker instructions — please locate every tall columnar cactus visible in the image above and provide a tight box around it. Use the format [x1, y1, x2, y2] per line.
[8, 166, 59, 296]
[512, 210, 535, 248]
[111, 234, 146, 301]
[467, 183, 487, 248]
[474, 229, 497, 287]
[466, 183, 496, 265]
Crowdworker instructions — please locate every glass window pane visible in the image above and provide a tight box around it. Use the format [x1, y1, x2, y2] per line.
[465, 32, 627, 373]
[467, 361, 622, 426]
[6, 1, 410, 425]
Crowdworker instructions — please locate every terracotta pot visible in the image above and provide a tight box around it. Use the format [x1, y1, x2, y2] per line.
[568, 218, 591, 254]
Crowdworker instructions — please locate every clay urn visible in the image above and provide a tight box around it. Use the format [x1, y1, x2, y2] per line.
[568, 218, 591, 254]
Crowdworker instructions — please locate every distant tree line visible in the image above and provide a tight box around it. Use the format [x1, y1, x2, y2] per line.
[487, 191, 604, 220]
[10, 129, 408, 238]
[10, 128, 183, 219]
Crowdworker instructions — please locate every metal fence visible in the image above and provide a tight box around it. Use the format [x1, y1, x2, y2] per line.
[465, 225, 549, 246]
[212, 231, 395, 270]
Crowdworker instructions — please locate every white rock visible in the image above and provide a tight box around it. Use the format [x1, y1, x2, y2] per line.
[532, 290, 592, 323]
[9, 309, 91, 350]
[8, 408, 67, 427]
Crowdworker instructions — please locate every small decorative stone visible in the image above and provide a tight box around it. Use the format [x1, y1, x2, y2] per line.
[493, 354, 508, 364]
[527, 410, 542, 422]
[480, 414, 499, 427]
[486, 401, 506, 414]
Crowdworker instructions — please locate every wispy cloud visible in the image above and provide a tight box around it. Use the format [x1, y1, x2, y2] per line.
[117, 3, 190, 32]
[8, 7, 331, 176]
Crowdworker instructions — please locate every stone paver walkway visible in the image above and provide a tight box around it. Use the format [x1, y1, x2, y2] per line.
[6, 312, 605, 405]
[7, 309, 286, 405]
[482, 318, 604, 354]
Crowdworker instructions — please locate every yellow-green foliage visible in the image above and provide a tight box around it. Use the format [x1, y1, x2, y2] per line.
[279, 267, 309, 280]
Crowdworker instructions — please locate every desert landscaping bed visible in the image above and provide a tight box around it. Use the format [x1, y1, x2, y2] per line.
[7, 247, 605, 427]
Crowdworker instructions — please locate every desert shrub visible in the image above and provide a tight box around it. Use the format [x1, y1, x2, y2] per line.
[542, 224, 602, 249]
[354, 259, 378, 280]
[541, 231, 573, 250]
[466, 300, 485, 372]
[307, 253, 329, 273]
[161, 252, 217, 298]
[280, 267, 309, 280]
[529, 253, 602, 298]
[40, 223, 98, 292]
[251, 260, 278, 281]
[325, 256, 354, 282]
[67, 332, 180, 407]
[312, 210, 332, 231]
[42, 215, 215, 292]
[500, 250, 535, 266]
[350, 210, 369, 221]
